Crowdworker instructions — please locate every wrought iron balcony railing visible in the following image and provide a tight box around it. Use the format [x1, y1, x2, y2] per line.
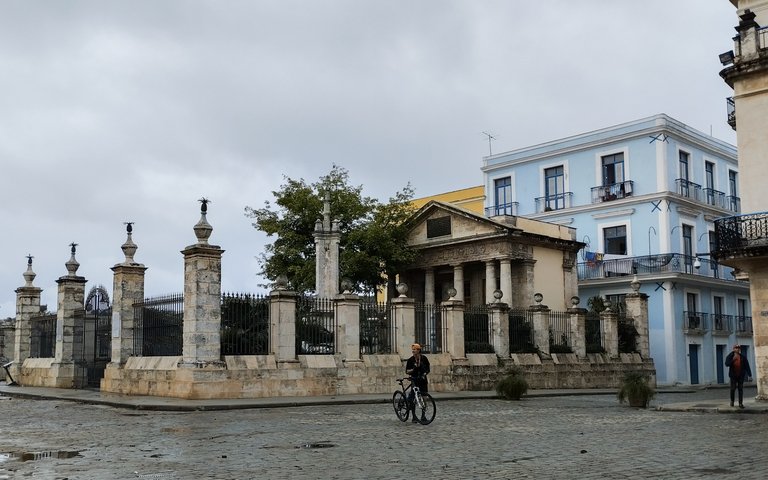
[591, 180, 634, 203]
[736, 315, 753, 334]
[534, 192, 573, 213]
[712, 212, 768, 262]
[676, 178, 702, 202]
[485, 202, 519, 217]
[727, 97, 736, 130]
[712, 314, 733, 336]
[703, 188, 726, 209]
[683, 311, 707, 334]
[577, 253, 740, 281]
[726, 195, 741, 213]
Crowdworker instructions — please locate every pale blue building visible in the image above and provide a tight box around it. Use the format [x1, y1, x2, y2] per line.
[482, 114, 752, 386]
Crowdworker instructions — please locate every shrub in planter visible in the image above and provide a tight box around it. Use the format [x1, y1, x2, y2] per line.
[495, 369, 529, 400]
[617, 372, 655, 408]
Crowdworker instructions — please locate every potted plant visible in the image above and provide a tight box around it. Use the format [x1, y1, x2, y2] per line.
[496, 368, 529, 400]
[617, 372, 655, 408]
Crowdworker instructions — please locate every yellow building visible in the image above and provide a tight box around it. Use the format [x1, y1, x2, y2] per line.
[411, 185, 484, 214]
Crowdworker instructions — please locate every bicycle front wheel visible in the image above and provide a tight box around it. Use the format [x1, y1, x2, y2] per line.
[416, 393, 436, 425]
[392, 391, 409, 422]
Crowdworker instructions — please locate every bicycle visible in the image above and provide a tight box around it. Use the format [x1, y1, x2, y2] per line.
[392, 377, 436, 425]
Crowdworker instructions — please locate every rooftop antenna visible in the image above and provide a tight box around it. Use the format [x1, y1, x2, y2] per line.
[481, 131, 496, 156]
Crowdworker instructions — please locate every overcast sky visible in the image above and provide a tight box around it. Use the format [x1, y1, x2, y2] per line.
[0, 1, 739, 316]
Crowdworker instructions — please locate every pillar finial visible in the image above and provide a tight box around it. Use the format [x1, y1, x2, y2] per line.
[23, 254, 36, 287]
[122, 221, 138, 263]
[194, 197, 213, 245]
[66, 242, 80, 276]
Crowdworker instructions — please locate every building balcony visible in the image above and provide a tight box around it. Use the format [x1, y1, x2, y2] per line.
[712, 314, 734, 336]
[727, 96, 736, 130]
[712, 212, 768, 263]
[591, 180, 634, 204]
[577, 253, 740, 281]
[485, 202, 519, 217]
[683, 311, 707, 335]
[736, 315, 753, 335]
[703, 188, 727, 209]
[726, 195, 741, 213]
[534, 192, 573, 213]
[676, 178, 702, 202]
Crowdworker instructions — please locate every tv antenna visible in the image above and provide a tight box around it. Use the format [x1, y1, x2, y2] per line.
[481, 131, 497, 156]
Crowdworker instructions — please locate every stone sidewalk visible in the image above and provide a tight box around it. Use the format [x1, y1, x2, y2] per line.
[2, 381, 766, 413]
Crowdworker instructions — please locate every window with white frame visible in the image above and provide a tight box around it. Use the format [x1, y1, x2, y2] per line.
[603, 225, 627, 255]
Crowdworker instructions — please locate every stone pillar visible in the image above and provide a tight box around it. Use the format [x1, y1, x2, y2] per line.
[270, 283, 298, 362]
[313, 193, 341, 299]
[53, 244, 87, 388]
[601, 305, 619, 358]
[529, 295, 550, 356]
[11, 256, 42, 382]
[562, 251, 579, 303]
[489, 298, 510, 358]
[453, 264, 464, 302]
[442, 295, 465, 359]
[485, 260, 497, 304]
[392, 290, 416, 358]
[512, 259, 536, 310]
[336, 291, 361, 363]
[567, 296, 587, 358]
[499, 258, 512, 307]
[624, 276, 650, 359]
[110, 223, 147, 365]
[424, 268, 435, 305]
[747, 261, 768, 401]
[181, 200, 225, 367]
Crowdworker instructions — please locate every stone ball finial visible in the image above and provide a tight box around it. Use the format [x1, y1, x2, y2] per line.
[493, 289, 503, 302]
[630, 275, 641, 293]
[447, 287, 457, 299]
[274, 274, 289, 290]
[571, 296, 580, 307]
[66, 242, 80, 276]
[534, 292, 543, 305]
[340, 278, 353, 294]
[604, 298, 612, 312]
[396, 282, 408, 297]
[23, 254, 36, 287]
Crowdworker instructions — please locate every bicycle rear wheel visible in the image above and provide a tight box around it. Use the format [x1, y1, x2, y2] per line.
[416, 393, 436, 425]
[392, 391, 409, 422]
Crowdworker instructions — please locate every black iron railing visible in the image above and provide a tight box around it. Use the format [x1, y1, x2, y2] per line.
[485, 202, 519, 217]
[726, 195, 741, 213]
[617, 315, 638, 353]
[676, 178, 702, 201]
[296, 297, 336, 355]
[585, 312, 603, 353]
[221, 293, 270, 355]
[736, 315, 753, 334]
[548, 310, 571, 353]
[591, 180, 634, 203]
[712, 314, 733, 335]
[508, 309, 535, 353]
[535, 192, 573, 213]
[415, 303, 445, 354]
[577, 253, 738, 281]
[30, 314, 57, 358]
[683, 311, 707, 333]
[727, 97, 736, 130]
[463, 305, 493, 353]
[713, 212, 768, 261]
[133, 294, 184, 356]
[359, 302, 394, 354]
[703, 188, 726, 209]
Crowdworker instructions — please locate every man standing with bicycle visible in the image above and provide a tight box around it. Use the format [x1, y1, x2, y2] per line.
[405, 343, 430, 423]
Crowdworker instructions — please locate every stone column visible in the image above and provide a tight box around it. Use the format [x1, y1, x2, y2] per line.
[110, 223, 147, 365]
[313, 193, 341, 299]
[529, 293, 550, 356]
[489, 297, 510, 358]
[624, 276, 650, 359]
[270, 281, 298, 363]
[11, 256, 42, 383]
[567, 296, 587, 358]
[601, 305, 619, 358]
[181, 199, 225, 367]
[392, 290, 416, 358]
[453, 264, 464, 302]
[442, 294, 465, 359]
[499, 258, 512, 307]
[562, 251, 579, 303]
[335, 290, 361, 363]
[424, 268, 435, 305]
[485, 260, 497, 304]
[53, 244, 87, 388]
[512, 259, 536, 310]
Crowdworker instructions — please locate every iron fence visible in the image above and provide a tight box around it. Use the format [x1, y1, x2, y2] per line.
[133, 294, 184, 356]
[464, 305, 493, 353]
[713, 212, 768, 261]
[585, 312, 603, 353]
[30, 314, 57, 358]
[508, 309, 535, 353]
[359, 302, 394, 354]
[548, 310, 571, 353]
[736, 315, 753, 334]
[577, 253, 737, 281]
[415, 303, 445, 354]
[296, 297, 336, 355]
[683, 310, 706, 333]
[712, 314, 733, 335]
[617, 315, 638, 353]
[221, 293, 270, 355]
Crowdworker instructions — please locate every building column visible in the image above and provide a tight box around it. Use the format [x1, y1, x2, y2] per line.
[453, 264, 464, 302]
[313, 193, 340, 298]
[512, 259, 536, 309]
[11, 256, 42, 383]
[624, 276, 650, 359]
[746, 260, 768, 401]
[489, 300, 510, 357]
[442, 297, 465, 359]
[485, 260, 497, 304]
[53, 244, 87, 388]
[181, 200, 225, 367]
[336, 291, 361, 363]
[499, 258, 512, 307]
[392, 293, 416, 358]
[109, 224, 147, 366]
[424, 268, 435, 305]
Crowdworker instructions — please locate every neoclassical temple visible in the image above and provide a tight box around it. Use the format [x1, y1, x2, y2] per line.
[399, 201, 583, 310]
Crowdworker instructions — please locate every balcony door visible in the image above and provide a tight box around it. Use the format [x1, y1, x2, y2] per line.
[683, 225, 693, 273]
[679, 151, 691, 197]
[544, 166, 564, 210]
[494, 177, 512, 215]
[705, 161, 715, 206]
[602, 153, 625, 186]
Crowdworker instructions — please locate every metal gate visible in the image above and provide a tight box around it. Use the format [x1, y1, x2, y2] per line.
[81, 307, 112, 388]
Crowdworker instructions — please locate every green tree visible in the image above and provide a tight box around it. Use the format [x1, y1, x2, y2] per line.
[245, 165, 417, 296]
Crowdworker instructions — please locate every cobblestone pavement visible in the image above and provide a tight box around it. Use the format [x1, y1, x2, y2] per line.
[0, 388, 764, 480]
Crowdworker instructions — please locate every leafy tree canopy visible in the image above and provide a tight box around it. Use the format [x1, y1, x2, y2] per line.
[245, 165, 417, 296]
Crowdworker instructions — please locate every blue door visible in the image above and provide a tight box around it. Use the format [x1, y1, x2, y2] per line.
[689, 344, 700, 384]
[716, 345, 725, 384]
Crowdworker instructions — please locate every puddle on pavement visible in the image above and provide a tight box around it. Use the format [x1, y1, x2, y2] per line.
[261, 442, 336, 450]
[0, 450, 81, 462]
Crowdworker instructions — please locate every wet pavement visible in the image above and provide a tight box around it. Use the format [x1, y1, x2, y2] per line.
[0, 384, 765, 479]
